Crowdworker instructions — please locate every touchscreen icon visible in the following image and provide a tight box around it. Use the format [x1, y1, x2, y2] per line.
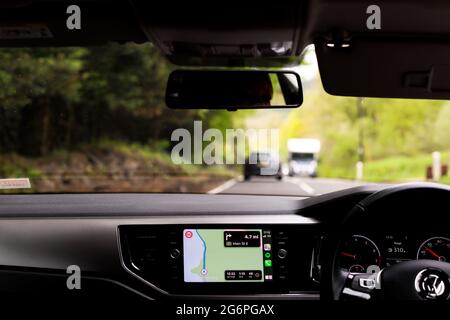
[264, 243, 271, 251]
[264, 260, 272, 267]
[185, 230, 193, 239]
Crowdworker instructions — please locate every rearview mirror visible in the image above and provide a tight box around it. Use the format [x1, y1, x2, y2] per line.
[165, 70, 302, 110]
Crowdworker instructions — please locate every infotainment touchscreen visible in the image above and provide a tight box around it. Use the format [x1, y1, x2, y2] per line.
[183, 229, 273, 283]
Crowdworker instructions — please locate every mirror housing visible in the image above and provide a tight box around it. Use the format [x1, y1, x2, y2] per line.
[165, 70, 302, 110]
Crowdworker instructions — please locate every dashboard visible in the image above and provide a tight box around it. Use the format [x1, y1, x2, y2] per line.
[0, 183, 448, 302]
[339, 234, 450, 273]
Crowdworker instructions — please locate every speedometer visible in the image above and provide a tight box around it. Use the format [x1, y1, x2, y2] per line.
[339, 235, 381, 273]
[417, 237, 450, 262]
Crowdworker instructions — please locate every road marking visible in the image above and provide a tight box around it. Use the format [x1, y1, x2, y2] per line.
[298, 181, 315, 195]
[207, 178, 237, 194]
[296, 180, 316, 195]
[282, 177, 317, 195]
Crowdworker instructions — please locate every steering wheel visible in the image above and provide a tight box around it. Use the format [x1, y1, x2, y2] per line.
[322, 183, 450, 301]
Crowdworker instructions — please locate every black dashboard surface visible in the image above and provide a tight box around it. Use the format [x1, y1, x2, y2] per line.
[0, 185, 381, 217]
[0, 185, 384, 300]
[0, 193, 307, 217]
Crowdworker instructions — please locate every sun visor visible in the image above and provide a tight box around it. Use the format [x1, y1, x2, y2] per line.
[315, 38, 450, 100]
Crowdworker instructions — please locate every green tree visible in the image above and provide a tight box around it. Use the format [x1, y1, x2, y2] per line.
[434, 104, 450, 151]
[0, 48, 84, 154]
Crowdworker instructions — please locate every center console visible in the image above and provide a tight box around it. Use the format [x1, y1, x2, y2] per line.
[119, 224, 318, 296]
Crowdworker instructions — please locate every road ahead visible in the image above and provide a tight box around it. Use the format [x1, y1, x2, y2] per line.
[208, 176, 366, 196]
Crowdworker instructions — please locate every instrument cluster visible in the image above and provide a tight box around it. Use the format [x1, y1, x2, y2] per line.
[339, 234, 450, 273]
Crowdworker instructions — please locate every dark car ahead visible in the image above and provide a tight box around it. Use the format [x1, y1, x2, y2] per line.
[244, 151, 282, 180]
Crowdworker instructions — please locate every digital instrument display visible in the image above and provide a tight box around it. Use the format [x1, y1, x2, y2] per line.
[183, 229, 273, 283]
[339, 234, 450, 273]
[383, 234, 409, 267]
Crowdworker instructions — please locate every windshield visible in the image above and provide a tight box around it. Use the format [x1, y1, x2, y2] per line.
[0, 44, 448, 196]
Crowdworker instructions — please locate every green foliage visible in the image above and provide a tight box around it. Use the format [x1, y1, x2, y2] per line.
[0, 48, 84, 109]
[363, 152, 448, 182]
[363, 98, 443, 157]
[440, 175, 450, 185]
[0, 153, 42, 178]
[280, 81, 449, 181]
[0, 44, 244, 158]
[318, 152, 450, 183]
[434, 104, 450, 151]
[81, 43, 170, 112]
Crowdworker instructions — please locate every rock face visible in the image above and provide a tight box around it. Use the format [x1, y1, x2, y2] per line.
[1, 147, 232, 193]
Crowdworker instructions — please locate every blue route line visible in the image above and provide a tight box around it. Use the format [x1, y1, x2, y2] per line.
[196, 229, 207, 271]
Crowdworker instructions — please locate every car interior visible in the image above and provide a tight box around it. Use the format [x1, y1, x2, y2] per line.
[0, 0, 450, 311]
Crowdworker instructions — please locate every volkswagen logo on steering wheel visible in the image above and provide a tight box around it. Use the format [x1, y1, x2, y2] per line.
[414, 269, 450, 300]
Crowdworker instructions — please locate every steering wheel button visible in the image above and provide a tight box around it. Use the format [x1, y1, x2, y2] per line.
[359, 278, 376, 290]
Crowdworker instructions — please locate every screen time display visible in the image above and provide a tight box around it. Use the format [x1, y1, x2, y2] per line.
[183, 229, 273, 283]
